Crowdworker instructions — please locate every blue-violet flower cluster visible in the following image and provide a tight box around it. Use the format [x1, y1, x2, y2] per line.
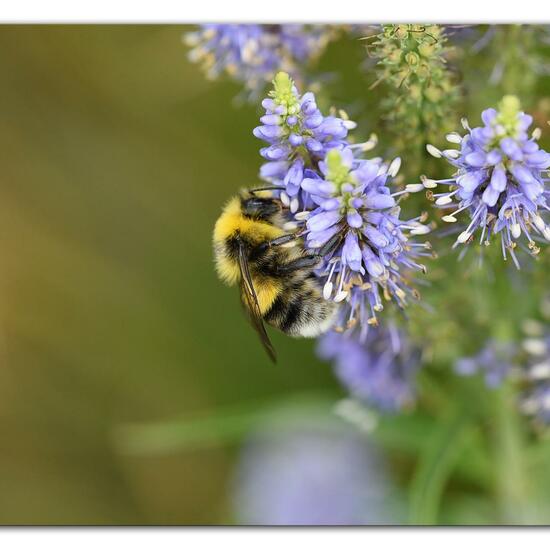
[427, 95, 550, 267]
[254, 72, 432, 334]
[185, 24, 333, 96]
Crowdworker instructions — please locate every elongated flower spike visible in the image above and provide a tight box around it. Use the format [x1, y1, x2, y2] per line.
[254, 72, 357, 213]
[185, 24, 334, 98]
[254, 73, 432, 333]
[427, 96, 550, 267]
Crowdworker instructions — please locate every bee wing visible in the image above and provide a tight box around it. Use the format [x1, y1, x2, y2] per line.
[237, 239, 277, 364]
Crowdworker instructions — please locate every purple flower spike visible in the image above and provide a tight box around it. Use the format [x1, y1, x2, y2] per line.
[185, 24, 334, 97]
[428, 95, 550, 267]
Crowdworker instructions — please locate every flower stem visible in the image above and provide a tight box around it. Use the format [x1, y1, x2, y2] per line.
[493, 383, 534, 524]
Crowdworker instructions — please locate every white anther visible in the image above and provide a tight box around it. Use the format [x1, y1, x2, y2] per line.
[387, 157, 401, 177]
[457, 231, 471, 243]
[334, 290, 349, 303]
[343, 120, 357, 130]
[323, 281, 334, 300]
[294, 211, 311, 221]
[435, 195, 453, 206]
[446, 132, 463, 144]
[405, 184, 425, 193]
[361, 133, 378, 152]
[443, 149, 461, 159]
[426, 144, 442, 158]
[442, 215, 457, 223]
[511, 223, 521, 239]
[533, 128, 542, 140]
[533, 214, 546, 232]
[283, 222, 298, 232]
[410, 224, 431, 235]
[290, 197, 299, 213]
[421, 177, 438, 189]
[280, 191, 290, 207]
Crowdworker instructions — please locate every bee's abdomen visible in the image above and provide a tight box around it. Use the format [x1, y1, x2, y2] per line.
[264, 281, 337, 338]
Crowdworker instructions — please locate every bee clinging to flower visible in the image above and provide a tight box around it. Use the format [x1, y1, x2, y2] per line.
[213, 188, 340, 362]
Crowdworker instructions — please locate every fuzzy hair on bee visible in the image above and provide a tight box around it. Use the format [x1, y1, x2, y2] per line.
[213, 188, 339, 362]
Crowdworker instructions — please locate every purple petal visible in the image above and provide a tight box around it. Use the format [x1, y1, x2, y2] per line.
[457, 171, 484, 192]
[490, 166, 507, 192]
[361, 246, 385, 278]
[347, 210, 363, 228]
[481, 108, 497, 125]
[500, 137, 523, 161]
[307, 210, 342, 232]
[363, 225, 389, 248]
[364, 194, 395, 210]
[342, 232, 363, 272]
[482, 185, 500, 207]
[465, 151, 487, 167]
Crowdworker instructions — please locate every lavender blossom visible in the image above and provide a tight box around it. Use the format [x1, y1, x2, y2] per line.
[454, 339, 517, 388]
[427, 95, 550, 267]
[303, 147, 431, 333]
[254, 73, 431, 333]
[253, 71, 357, 212]
[318, 326, 421, 411]
[231, 413, 398, 525]
[185, 25, 333, 97]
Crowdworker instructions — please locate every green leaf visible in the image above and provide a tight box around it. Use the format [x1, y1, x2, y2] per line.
[112, 392, 336, 455]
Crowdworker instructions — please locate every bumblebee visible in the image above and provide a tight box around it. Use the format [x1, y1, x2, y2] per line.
[213, 188, 339, 363]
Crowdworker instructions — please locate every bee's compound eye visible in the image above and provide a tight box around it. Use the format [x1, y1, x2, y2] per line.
[242, 197, 279, 219]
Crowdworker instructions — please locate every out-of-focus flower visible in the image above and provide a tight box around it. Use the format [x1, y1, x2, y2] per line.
[184, 24, 333, 97]
[318, 325, 421, 411]
[427, 95, 550, 267]
[454, 339, 517, 388]
[253, 71, 356, 211]
[231, 411, 399, 525]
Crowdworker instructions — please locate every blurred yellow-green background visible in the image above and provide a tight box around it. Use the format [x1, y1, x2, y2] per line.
[0, 25, 346, 524]
[3, 24, 550, 526]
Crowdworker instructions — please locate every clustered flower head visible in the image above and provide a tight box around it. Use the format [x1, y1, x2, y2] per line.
[454, 323, 550, 428]
[427, 95, 550, 267]
[254, 71, 357, 212]
[318, 325, 421, 411]
[520, 327, 550, 426]
[184, 24, 333, 97]
[255, 73, 432, 334]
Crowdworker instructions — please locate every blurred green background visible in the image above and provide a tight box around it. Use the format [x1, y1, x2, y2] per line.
[0, 24, 347, 524]
[1, 24, 550, 526]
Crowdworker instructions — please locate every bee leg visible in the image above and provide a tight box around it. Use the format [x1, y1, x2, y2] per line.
[256, 232, 301, 253]
[317, 232, 344, 257]
[277, 255, 321, 275]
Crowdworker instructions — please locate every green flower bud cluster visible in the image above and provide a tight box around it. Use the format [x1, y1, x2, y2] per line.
[370, 25, 459, 155]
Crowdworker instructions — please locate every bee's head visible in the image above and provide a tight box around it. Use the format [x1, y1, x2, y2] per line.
[240, 190, 281, 221]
